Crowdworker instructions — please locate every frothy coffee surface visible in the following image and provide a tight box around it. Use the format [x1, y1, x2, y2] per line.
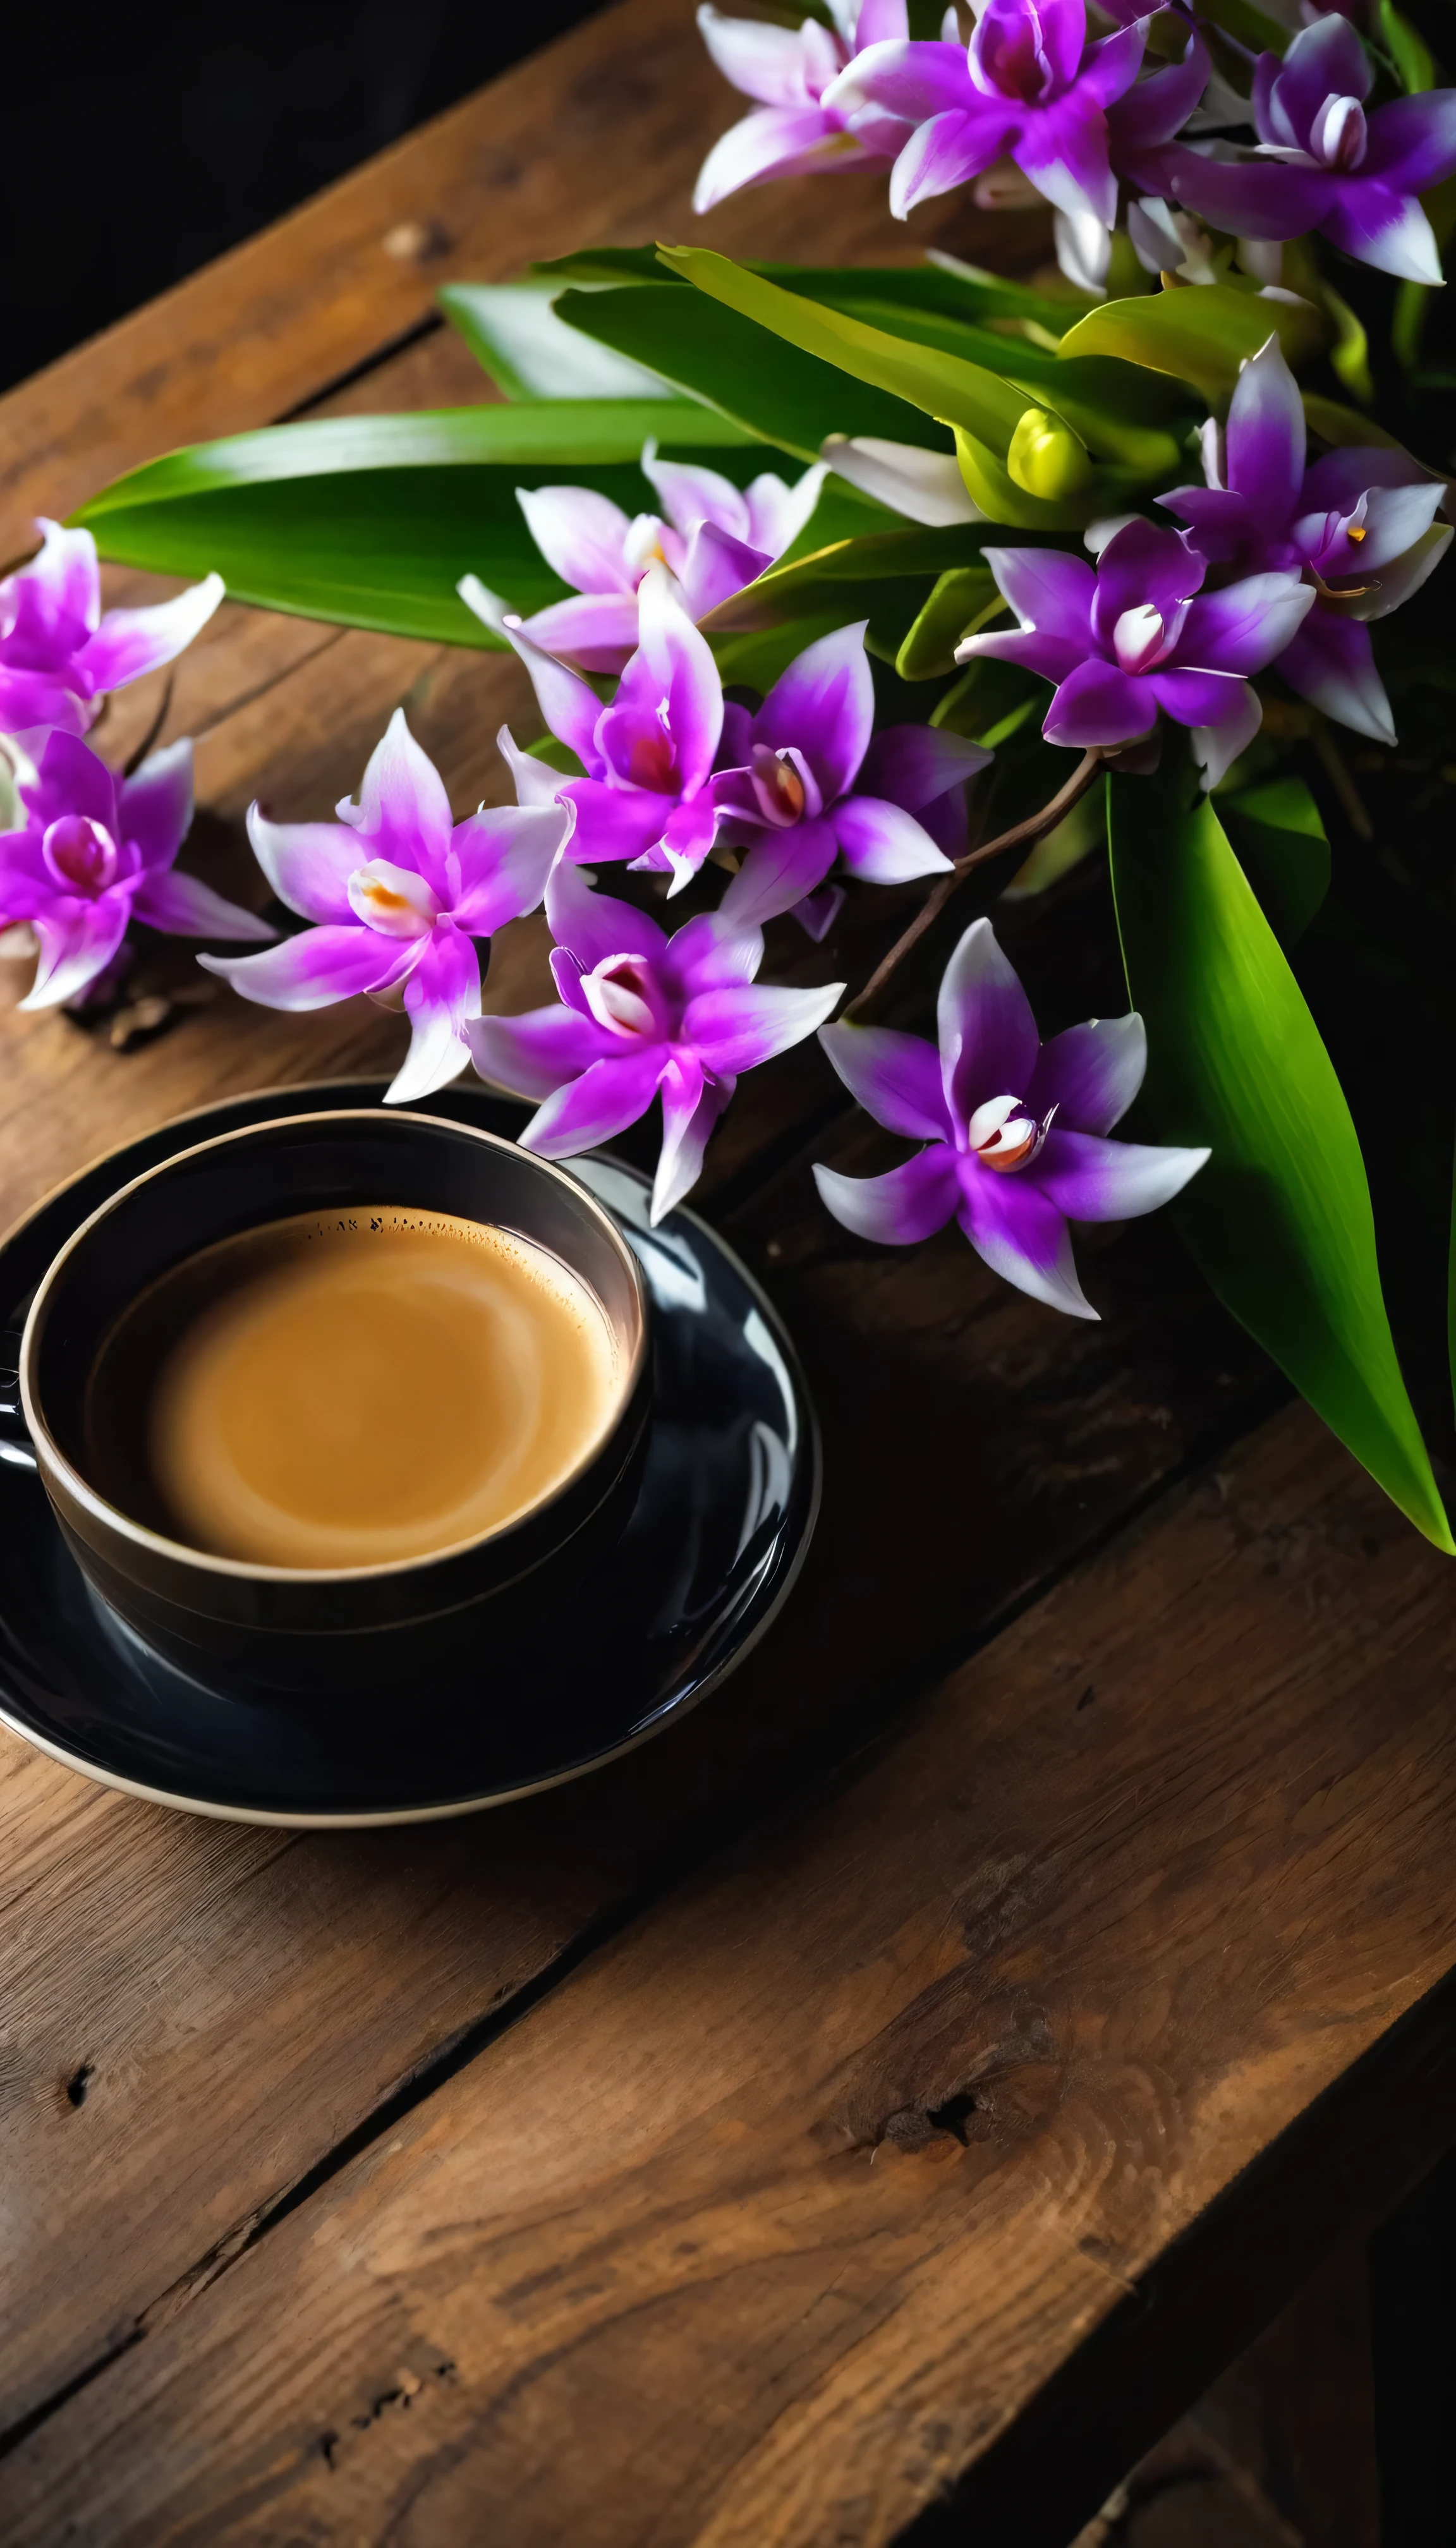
[93, 1208, 620, 1570]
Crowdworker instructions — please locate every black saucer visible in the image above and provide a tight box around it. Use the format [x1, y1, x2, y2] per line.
[0, 1081, 819, 1824]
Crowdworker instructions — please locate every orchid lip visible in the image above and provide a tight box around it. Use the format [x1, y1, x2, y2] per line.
[1112, 604, 1170, 677]
[967, 1092, 1057, 1172]
[581, 952, 667, 1041]
[749, 744, 810, 827]
[43, 813, 119, 897]
[348, 858, 442, 938]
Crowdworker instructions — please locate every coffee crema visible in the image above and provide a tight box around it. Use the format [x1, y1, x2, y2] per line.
[84, 1207, 620, 1570]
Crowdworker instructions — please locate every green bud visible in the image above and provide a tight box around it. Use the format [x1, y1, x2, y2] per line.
[1006, 407, 1094, 502]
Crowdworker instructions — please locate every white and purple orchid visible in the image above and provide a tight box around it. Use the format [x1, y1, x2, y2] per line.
[0, 522, 224, 741]
[712, 620, 991, 938]
[823, 0, 1156, 227]
[0, 730, 270, 1010]
[1158, 334, 1450, 748]
[466, 858, 843, 1222]
[506, 444, 827, 676]
[200, 709, 571, 1105]
[956, 518, 1314, 786]
[693, 0, 916, 213]
[1148, 11, 1456, 283]
[497, 565, 728, 893]
[815, 917, 1207, 1317]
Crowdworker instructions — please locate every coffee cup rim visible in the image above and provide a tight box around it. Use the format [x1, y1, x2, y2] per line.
[19, 1108, 652, 1588]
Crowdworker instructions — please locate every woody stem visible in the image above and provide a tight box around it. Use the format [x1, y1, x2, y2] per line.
[842, 747, 1105, 1026]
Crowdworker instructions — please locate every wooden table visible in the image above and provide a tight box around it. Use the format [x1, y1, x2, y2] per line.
[1, 6, 1454, 2540]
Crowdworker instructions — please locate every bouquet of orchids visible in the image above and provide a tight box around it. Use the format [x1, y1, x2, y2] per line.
[8, 0, 1456, 1551]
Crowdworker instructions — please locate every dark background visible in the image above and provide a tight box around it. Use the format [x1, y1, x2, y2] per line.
[3, 0, 602, 394]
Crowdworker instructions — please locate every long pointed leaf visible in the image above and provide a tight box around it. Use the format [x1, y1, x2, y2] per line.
[438, 284, 674, 400]
[72, 403, 757, 646]
[1109, 758, 1452, 1550]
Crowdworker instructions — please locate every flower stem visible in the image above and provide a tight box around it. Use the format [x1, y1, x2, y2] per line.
[842, 747, 1105, 1024]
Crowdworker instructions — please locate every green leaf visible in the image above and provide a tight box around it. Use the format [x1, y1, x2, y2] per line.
[1058, 285, 1312, 400]
[896, 566, 1000, 681]
[1109, 759, 1452, 1552]
[438, 282, 674, 399]
[930, 656, 1045, 749]
[1374, 0, 1436, 91]
[700, 524, 998, 633]
[73, 403, 756, 645]
[1194, 0, 1289, 51]
[553, 284, 941, 462]
[1219, 775, 1330, 949]
[1321, 282, 1374, 405]
[652, 246, 1038, 447]
[536, 248, 1076, 334]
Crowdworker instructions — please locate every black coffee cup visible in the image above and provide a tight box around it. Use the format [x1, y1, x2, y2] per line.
[8, 1111, 651, 1690]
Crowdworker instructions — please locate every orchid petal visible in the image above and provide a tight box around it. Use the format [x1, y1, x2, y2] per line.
[1225, 334, 1304, 525]
[499, 616, 606, 774]
[821, 434, 983, 526]
[131, 871, 274, 940]
[753, 620, 875, 804]
[1318, 183, 1442, 286]
[1015, 95, 1119, 229]
[75, 573, 224, 695]
[857, 723, 990, 812]
[1026, 1012, 1145, 1134]
[652, 1050, 726, 1223]
[245, 811, 360, 923]
[826, 35, 971, 123]
[118, 738, 193, 873]
[466, 1003, 612, 1098]
[1275, 611, 1394, 746]
[819, 1020, 952, 1141]
[693, 105, 867, 213]
[938, 916, 1039, 1125]
[1347, 521, 1452, 622]
[696, 6, 825, 109]
[674, 521, 773, 622]
[684, 976, 844, 1074]
[387, 925, 481, 1105]
[1178, 572, 1314, 674]
[490, 729, 564, 818]
[1362, 90, 1456, 196]
[22, 892, 131, 1012]
[1155, 145, 1333, 245]
[717, 818, 840, 928]
[984, 544, 1097, 645]
[346, 710, 455, 883]
[514, 486, 635, 597]
[520, 1047, 666, 1157]
[660, 909, 763, 1000]
[889, 104, 1019, 217]
[1189, 679, 1263, 789]
[545, 857, 668, 973]
[814, 1144, 960, 1245]
[5, 520, 99, 643]
[640, 451, 751, 543]
[957, 1165, 1094, 1318]
[744, 462, 828, 559]
[832, 794, 952, 884]
[449, 802, 570, 935]
[22, 730, 117, 834]
[633, 563, 723, 789]
[200, 924, 414, 1010]
[1033, 1124, 1208, 1222]
[516, 592, 642, 677]
[1328, 480, 1445, 576]
[1271, 13, 1370, 141]
[1044, 656, 1154, 748]
[1146, 664, 1250, 729]
[558, 777, 670, 866]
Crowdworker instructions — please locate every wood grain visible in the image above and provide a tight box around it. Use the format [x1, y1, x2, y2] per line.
[4, 1406, 1453, 2546]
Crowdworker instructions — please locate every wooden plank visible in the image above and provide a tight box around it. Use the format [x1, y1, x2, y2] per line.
[0, 1081, 1271, 2437]
[0, 0, 1039, 559]
[3, 1404, 1452, 2544]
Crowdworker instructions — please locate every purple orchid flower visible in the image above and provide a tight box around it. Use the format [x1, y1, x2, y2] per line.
[1159, 334, 1450, 747]
[506, 444, 827, 676]
[710, 620, 991, 940]
[0, 730, 270, 1010]
[693, 0, 916, 213]
[823, 0, 1154, 227]
[495, 565, 726, 894]
[815, 916, 1207, 1316]
[466, 859, 844, 1223]
[1146, 11, 1456, 282]
[0, 521, 224, 740]
[956, 518, 1314, 786]
[201, 709, 571, 1105]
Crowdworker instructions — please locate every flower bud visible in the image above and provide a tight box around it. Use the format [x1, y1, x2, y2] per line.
[1006, 408, 1094, 502]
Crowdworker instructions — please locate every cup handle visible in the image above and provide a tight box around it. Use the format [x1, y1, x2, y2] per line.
[0, 1330, 37, 1471]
